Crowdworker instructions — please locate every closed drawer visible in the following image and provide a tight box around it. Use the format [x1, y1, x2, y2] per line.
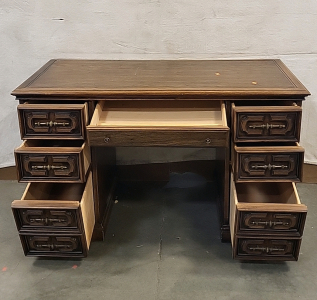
[18, 103, 88, 139]
[12, 173, 94, 257]
[233, 236, 302, 261]
[232, 103, 302, 143]
[230, 176, 307, 237]
[15, 140, 90, 183]
[87, 100, 229, 147]
[18, 233, 88, 258]
[233, 143, 304, 182]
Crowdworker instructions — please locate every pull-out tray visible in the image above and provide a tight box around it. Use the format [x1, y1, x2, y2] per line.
[87, 100, 229, 147]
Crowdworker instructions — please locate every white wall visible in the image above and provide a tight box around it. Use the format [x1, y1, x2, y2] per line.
[1, 1, 317, 167]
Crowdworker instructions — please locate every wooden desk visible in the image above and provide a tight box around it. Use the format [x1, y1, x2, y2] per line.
[11, 59, 310, 261]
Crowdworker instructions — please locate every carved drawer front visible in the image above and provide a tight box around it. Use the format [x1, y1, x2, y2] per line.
[233, 144, 304, 182]
[12, 173, 95, 258]
[232, 103, 302, 142]
[87, 100, 229, 147]
[15, 140, 90, 183]
[238, 211, 306, 236]
[233, 237, 301, 261]
[19, 234, 87, 258]
[18, 103, 88, 139]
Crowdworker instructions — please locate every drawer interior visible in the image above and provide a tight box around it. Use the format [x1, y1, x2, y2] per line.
[22, 182, 85, 201]
[235, 182, 300, 204]
[18, 140, 84, 148]
[90, 100, 227, 128]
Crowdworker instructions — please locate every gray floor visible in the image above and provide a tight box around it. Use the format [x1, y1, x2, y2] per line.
[1, 178, 317, 300]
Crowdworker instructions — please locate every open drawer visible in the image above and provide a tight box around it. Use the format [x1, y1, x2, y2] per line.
[11, 173, 94, 257]
[232, 142, 304, 182]
[15, 140, 90, 183]
[230, 174, 307, 261]
[87, 100, 229, 147]
[232, 102, 302, 143]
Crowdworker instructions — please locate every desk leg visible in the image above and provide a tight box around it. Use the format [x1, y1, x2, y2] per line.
[217, 147, 231, 242]
[91, 146, 116, 241]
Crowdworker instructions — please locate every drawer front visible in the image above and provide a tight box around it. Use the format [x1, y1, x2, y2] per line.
[16, 153, 82, 182]
[233, 110, 301, 142]
[18, 103, 87, 139]
[238, 211, 306, 236]
[235, 151, 304, 182]
[234, 237, 301, 261]
[88, 129, 229, 147]
[13, 207, 80, 232]
[20, 234, 87, 258]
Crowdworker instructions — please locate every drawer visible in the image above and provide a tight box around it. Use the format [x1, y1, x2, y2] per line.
[232, 103, 302, 143]
[18, 103, 88, 139]
[233, 143, 304, 182]
[12, 173, 94, 257]
[18, 233, 88, 258]
[230, 176, 307, 237]
[15, 140, 90, 183]
[87, 100, 229, 147]
[233, 236, 302, 261]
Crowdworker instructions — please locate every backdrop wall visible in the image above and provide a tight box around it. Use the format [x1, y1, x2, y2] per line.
[1, 1, 317, 167]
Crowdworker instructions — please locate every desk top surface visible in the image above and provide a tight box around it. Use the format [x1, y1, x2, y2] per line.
[12, 59, 310, 98]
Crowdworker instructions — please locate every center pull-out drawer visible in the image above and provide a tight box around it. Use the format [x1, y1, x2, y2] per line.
[230, 175, 307, 261]
[11, 173, 95, 258]
[87, 100, 229, 147]
[233, 143, 304, 182]
[232, 103, 302, 143]
[15, 140, 90, 183]
[18, 103, 88, 140]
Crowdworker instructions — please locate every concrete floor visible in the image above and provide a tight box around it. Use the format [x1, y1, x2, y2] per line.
[1, 178, 317, 300]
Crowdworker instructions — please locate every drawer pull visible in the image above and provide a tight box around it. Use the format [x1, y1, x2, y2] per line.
[205, 138, 211, 144]
[251, 220, 289, 227]
[104, 137, 110, 143]
[31, 165, 68, 171]
[29, 217, 67, 225]
[249, 246, 285, 253]
[36, 243, 73, 250]
[251, 164, 288, 170]
[35, 121, 70, 127]
[249, 123, 286, 130]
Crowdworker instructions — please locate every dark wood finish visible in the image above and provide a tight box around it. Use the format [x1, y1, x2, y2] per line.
[18, 103, 88, 140]
[232, 103, 302, 143]
[12, 60, 310, 98]
[91, 147, 116, 241]
[11, 59, 310, 261]
[19, 233, 88, 258]
[233, 236, 301, 261]
[88, 129, 229, 148]
[15, 140, 90, 183]
[233, 144, 304, 182]
[237, 211, 306, 236]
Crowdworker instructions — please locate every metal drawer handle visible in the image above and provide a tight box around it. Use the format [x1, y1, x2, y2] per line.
[35, 121, 70, 127]
[29, 217, 67, 225]
[205, 138, 211, 144]
[249, 247, 285, 253]
[249, 123, 286, 130]
[251, 164, 288, 170]
[31, 165, 68, 171]
[251, 220, 290, 227]
[36, 243, 72, 250]
[104, 137, 110, 143]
